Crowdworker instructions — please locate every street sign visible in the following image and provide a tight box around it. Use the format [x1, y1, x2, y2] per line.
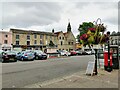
[86, 61, 95, 76]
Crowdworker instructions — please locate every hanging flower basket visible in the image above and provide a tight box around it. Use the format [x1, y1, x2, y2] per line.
[79, 19, 109, 46]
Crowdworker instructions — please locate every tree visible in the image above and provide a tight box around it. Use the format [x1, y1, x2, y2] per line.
[78, 22, 94, 36]
[77, 22, 94, 45]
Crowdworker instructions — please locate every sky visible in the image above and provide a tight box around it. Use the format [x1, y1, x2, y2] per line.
[0, 0, 119, 37]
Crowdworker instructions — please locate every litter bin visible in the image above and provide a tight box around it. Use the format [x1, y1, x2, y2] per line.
[104, 51, 112, 71]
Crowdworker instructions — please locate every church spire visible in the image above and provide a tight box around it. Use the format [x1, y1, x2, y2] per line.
[67, 21, 71, 32]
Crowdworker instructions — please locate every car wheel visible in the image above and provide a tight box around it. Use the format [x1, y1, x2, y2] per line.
[1, 59, 4, 63]
[35, 56, 39, 60]
[14, 59, 17, 62]
[21, 57, 24, 61]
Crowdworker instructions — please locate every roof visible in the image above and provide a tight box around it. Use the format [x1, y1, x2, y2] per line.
[54, 31, 61, 35]
[10, 28, 57, 36]
[54, 31, 62, 36]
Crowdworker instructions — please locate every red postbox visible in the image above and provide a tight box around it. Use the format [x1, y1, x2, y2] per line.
[104, 51, 112, 71]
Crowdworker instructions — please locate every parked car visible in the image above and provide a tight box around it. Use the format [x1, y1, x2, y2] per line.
[70, 50, 77, 56]
[75, 50, 82, 55]
[62, 50, 71, 56]
[57, 50, 70, 56]
[2, 51, 17, 62]
[85, 50, 92, 55]
[81, 51, 87, 55]
[33, 50, 47, 60]
[0, 50, 4, 62]
[16, 51, 35, 61]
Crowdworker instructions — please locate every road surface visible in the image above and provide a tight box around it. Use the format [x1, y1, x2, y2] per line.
[1, 55, 95, 88]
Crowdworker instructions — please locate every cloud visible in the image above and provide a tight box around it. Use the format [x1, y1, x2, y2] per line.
[1, 1, 118, 37]
[2, 2, 62, 28]
[104, 16, 118, 25]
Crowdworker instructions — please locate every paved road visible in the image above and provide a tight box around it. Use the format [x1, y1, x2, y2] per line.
[2, 55, 94, 88]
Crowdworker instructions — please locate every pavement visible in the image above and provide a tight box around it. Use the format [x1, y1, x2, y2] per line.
[24, 68, 119, 88]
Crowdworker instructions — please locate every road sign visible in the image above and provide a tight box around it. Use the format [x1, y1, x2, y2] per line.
[86, 61, 95, 76]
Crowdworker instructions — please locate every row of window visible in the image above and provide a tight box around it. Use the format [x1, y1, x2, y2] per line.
[60, 41, 74, 46]
[16, 34, 55, 40]
[59, 37, 64, 40]
[59, 48, 73, 51]
[16, 40, 43, 45]
[111, 39, 120, 45]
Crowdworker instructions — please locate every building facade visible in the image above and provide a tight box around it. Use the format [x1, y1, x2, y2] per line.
[54, 22, 76, 51]
[10, 29, 58, 51]
[0, 31, 12, 50]
[110, 35, 120, 46]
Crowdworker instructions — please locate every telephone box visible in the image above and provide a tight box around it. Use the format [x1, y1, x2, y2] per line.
[104, 51, 113, 71]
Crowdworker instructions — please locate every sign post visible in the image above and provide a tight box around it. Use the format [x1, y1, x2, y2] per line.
[86, 61, 95, 76]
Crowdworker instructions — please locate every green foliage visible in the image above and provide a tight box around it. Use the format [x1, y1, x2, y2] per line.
[77, 20, 108, 46]
[78, 22, 94, 36]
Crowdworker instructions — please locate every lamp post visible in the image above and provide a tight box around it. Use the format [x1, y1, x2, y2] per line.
[93, 18, 102, 75]
[94, 49, 98, 75]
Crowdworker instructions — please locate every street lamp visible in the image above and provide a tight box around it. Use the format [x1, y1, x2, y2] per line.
[93, 18, 102, 75]
[94, 49, 98, 75]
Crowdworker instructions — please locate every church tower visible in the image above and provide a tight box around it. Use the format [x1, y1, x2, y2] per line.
[67, 22, 71, 32]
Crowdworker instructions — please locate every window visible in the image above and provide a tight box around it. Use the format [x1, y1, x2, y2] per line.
[40, 40, 43, 45]
[4, 40, 8, 44]
[115, 39, 118, 45]
[71, 42, 73, 45]
[68, 42, 70, 45]
[54, 37, 56, 41]
[16, 41, 19, 45]
[34, 40, 37, 44]
[111, 40, 113, 45]
[50, 36, 52, 40]
[27, 41, 30, 45]
[62, 37, 64, 40]
[16, 35, 19, 39]
[5, 35, 8, 38]
[59, 37, 61, 40]
[40, 35, 43, 39]
[27, 35, 30, 40]
[61, 41, 63, 45]
[34, 34, 37, 39]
